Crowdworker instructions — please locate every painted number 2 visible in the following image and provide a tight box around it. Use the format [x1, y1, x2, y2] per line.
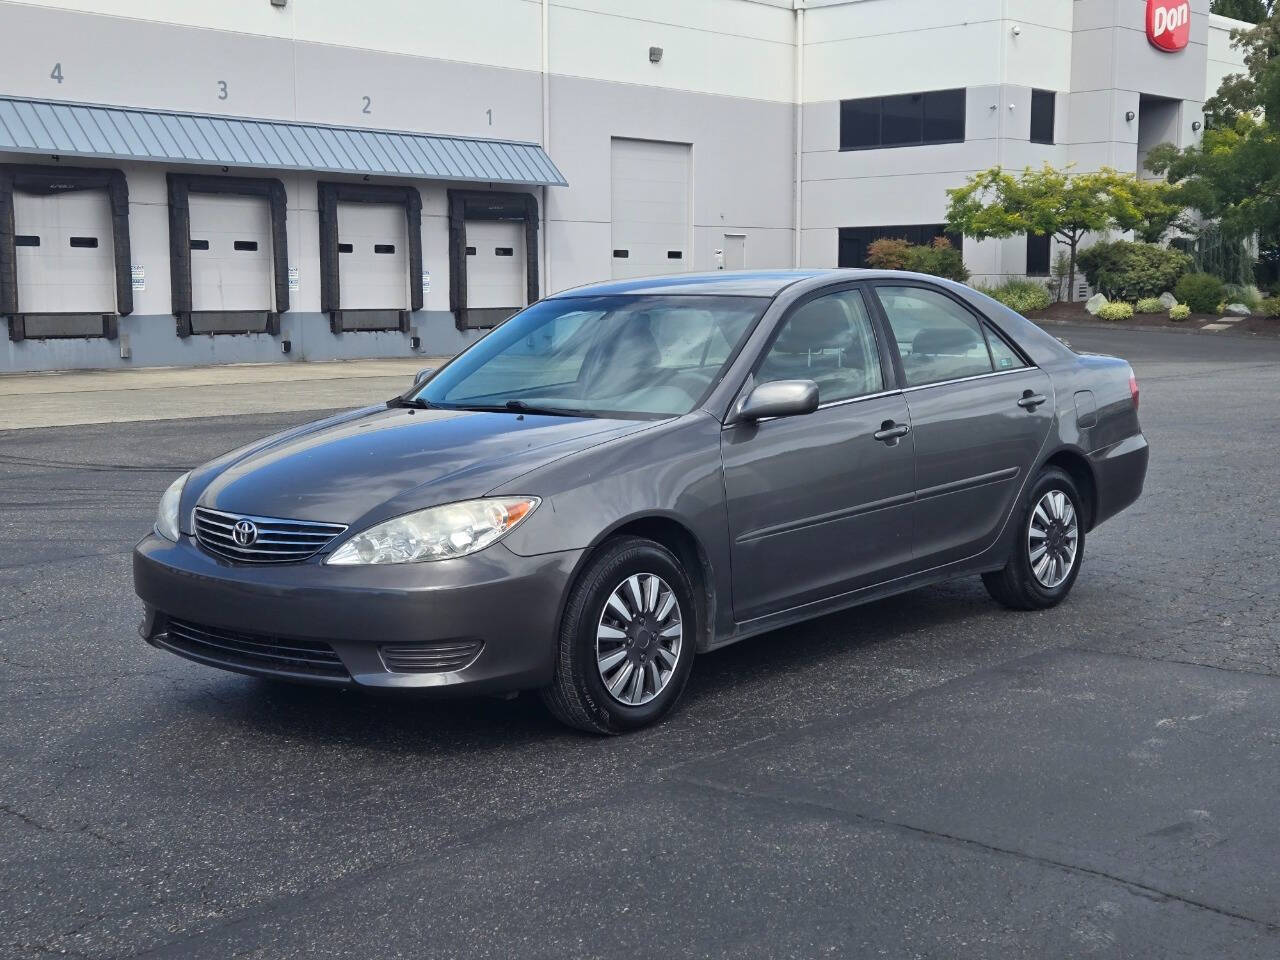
[50, 62, 64, 84]
[362, 96, 372, 115]
[217, 80, 228, 100]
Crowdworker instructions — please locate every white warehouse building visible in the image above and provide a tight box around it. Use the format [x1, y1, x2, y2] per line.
[0, 0, 1249, 373]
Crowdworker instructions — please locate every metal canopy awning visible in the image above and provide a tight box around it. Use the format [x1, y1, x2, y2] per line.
[0, 96, 567, 187]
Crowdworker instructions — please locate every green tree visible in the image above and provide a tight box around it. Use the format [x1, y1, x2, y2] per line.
[1147, 12, 1280, 244]
[1210, 0, 1274, 24]
[945, 165, 1179, 300]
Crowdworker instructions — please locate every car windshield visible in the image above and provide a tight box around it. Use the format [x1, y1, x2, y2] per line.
[413, 294, 767, 418]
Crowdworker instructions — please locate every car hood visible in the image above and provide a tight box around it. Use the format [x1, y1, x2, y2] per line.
[184, 405, 654, 530]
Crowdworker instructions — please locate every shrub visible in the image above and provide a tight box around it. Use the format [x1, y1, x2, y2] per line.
[1077, 240, 1192, 301]
[1169, 304, 1191, 321]
[1259, 296, 1280, 319]
[867, 236, 970, 282]
[1135, 297, 1163, 314]
[1174, 272, 1225, 313]
[1222, 283, 1264, 310]
[866, 237, 911, 271]
[1097, 302, 1135, 321]
[979, 279, 1052, 313]
[904, 237, 970, 283]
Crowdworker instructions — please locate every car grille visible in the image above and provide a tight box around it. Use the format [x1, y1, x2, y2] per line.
[193, 507, 347, 563]
[162, 617, 349, 679]
[380, 639, 484, 673]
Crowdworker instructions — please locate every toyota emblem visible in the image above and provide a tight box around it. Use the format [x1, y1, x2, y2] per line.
[232, 519, 259, 547]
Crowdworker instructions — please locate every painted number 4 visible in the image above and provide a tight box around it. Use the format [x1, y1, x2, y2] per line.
[50, 62, 64, 84]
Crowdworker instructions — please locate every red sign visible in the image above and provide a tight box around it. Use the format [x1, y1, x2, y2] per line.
[1147, 0, 1191, 52]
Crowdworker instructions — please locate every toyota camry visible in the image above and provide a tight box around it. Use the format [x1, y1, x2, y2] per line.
[134, 270, 1148, 733]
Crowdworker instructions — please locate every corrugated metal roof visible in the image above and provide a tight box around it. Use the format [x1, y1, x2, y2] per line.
[0, 96, 567, 186]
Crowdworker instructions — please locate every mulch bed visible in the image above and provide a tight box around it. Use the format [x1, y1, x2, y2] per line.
[1025, 301, 1280, 337]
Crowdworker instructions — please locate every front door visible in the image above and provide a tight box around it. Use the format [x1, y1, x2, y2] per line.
[722, 287, 917, 623]
[871, 282, 1054, 569]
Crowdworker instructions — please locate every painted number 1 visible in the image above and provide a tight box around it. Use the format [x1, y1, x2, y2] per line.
[485, 109, 493, 126]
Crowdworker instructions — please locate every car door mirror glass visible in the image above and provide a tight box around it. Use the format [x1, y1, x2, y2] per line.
[739, 380, 819, 421]
[414, 367, 437, 386]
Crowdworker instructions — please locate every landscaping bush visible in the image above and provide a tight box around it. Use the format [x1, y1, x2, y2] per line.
[905, 237, 970, 283]
[867, 236, 969, 282]
[1174, 272, 1225, 313]
[979, 279, 1052, 313]
[1259, 296, 1280, 319]
[1097, 301, 1135, 321]
[866, 237, 911, 271]
[1222, 283, 1264, 310]
[1077, 240, 1192, 301]
[1169, 304, 1191, 321]
[1135, 297, 1163, 314]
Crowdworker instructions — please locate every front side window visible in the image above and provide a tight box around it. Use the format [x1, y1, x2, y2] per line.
[756, 290, 884, 404]
[416, 295, 766, 418]
[875, 286, 994, 387]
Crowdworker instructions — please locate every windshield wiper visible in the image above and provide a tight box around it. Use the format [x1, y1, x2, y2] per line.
[430, 400, 593, 418]
[386, 395, 430, 409]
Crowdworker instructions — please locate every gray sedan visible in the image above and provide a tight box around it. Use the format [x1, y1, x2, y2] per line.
[133, 270, 1148, 733]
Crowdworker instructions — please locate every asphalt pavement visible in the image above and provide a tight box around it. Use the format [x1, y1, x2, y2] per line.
[2, 323, 1278, 958]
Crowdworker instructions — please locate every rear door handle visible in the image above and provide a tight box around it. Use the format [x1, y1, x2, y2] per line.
[873, 422, 911, 443]
[1018, 393, 1048, 410]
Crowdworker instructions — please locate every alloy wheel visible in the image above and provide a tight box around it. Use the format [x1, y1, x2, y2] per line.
[1028, 489, 1078, 589]
[596, 573, 683, 706]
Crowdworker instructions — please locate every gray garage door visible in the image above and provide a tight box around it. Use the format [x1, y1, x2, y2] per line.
[610, 138, 691, 280]
[13, 187, 116, 313]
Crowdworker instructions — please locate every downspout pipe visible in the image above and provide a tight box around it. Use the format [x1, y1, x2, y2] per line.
[793, 0, 805, 267]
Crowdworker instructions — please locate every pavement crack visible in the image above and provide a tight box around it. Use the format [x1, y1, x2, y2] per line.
[673, 776, 1280, 933]
[0, 803, 125, 849]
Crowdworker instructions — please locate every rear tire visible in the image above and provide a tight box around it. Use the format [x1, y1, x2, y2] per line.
[983, 466, 1085, 611]
[541, 537, 697, 734]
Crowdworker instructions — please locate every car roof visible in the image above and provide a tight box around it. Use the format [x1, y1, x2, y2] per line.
[548, 269, 869, 298]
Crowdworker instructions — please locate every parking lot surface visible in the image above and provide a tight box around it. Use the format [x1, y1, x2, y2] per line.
[3, 324, 1279, 958]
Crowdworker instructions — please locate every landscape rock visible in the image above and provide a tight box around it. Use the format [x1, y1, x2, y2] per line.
[1085, 293, 1108, 316]
[1158, 292, 1178, 309]
[1225, 302, 1251, 316]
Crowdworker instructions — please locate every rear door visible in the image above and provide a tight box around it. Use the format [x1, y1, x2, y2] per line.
[722, 286, 916, 622]
[870, 282, 1054, 569]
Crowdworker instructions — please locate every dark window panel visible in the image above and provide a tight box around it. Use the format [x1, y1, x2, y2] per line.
[1026, 233, 1051, 276]
[189, 239, 210, 251]
[15, 235, 40, 247]
[923, 89, 966, 143]
[69, 236, 99, 248]
[338, 243, 354, 253]
[881, 93, 924, 146]
[837, 224, 958, 269]
[373, 243, 396, 254]
[613, 249, 629, 258]
[234, 240, 259, 252]
[839, 98, 881, 150]
[1030, 89, 1056, 145]
[494, 247, 514, 256]
[465, 246, 477, 255]
[667, 250, 682, 259]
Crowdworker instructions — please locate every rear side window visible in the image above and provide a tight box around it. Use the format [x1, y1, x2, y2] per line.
[875, 286, 994, 387]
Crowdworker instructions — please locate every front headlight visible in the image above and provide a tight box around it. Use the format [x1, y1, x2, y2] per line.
[155, 472, 190, 542]
[325, 497, 540, 565]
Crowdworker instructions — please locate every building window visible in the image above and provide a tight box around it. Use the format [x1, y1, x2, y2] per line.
[838, 225, 962, 269]
[1030, 89, 1056, 145]
[1026, 233, 1051, 276]
[840, 89, 966, 151]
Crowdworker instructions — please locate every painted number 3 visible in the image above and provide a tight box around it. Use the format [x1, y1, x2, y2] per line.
[218, 80, 228, 100]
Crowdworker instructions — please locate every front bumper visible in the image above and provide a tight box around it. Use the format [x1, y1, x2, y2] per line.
[133, 533, 581, 693]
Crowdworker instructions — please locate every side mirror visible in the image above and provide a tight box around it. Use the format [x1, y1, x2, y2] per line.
[738, 379, 819, 421]
[414, 367, 436, 386]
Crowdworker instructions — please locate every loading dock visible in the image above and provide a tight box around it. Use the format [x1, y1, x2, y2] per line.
[610, 138, 691, 281]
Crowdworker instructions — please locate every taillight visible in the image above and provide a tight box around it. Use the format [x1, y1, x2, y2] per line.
[1129, 371, 1139, 411]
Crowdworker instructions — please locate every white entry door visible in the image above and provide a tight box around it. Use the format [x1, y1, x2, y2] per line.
[610, 138, 691, 280]
[14, 188, 116, 313]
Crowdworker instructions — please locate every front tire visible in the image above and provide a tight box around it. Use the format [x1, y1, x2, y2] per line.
[982, 466, 1085, 611]
[540, 536, 697, 734]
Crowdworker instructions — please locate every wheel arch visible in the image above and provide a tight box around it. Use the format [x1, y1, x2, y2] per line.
[1040, 447, 1098, 531]
[563, 513, 718, 652]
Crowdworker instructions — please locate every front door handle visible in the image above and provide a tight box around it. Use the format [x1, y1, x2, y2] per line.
[874, 421, 911, 444]
[1018, 392, 1048, 410]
